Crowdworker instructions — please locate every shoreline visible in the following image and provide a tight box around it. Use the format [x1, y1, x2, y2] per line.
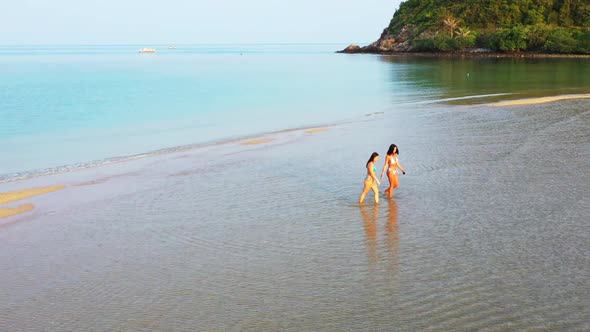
[0, 123, 339, 185]
[337, 49, 590, 59]
[3, 91, 590, 186]
[489, 94, 590, 106]
[3, 91, 590, 221]
[0, 126, 333, 221]
[0, 185, 64, 220]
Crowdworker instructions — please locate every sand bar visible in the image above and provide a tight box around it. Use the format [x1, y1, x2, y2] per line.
[0, 185, 65, 206]
[305, 127, 330, 134]
[240, 138, 275, 145]
[490, 94, 590, 107]
[0, 204, 34, 219]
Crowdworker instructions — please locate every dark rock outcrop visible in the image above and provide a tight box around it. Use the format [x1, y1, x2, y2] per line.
[339, 44, 362, 53]
[338, 26, 414, 54]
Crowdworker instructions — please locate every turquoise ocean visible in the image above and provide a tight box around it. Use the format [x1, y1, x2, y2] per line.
[2, 44, 589, 180]
[1, 44, 389, 179]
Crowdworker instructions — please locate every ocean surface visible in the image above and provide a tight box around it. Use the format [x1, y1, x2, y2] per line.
[1, 44, 390, 179]
[1, 45, 589, 331]
[2, 44, 590, 180]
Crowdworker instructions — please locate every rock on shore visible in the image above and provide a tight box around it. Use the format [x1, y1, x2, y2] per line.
[338, 26, 414, 54]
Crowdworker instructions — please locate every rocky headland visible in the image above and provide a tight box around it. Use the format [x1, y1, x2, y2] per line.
[339, 0, 590, 56]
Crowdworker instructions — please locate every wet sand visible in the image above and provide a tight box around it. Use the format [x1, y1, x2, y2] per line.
[0, 99, 589, 331]
[0, 204, 34, 219]
[489, 93, 590, 106]
[240, 138, 275, 145]
[0, 185, 64, 205]
[305, 127, 330, 134]
[0, 185, 64, 219]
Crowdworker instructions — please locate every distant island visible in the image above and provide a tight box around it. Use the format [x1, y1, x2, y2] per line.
[340, 0, 590, 55]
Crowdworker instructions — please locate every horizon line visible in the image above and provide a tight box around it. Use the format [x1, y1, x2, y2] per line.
[0, 42, 369, 47]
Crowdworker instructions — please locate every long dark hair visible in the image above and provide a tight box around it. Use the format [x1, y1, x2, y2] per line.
[387, 144, 399, 156]
[366, 152, 379, 167]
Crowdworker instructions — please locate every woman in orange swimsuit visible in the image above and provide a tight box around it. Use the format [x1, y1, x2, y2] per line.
[380, 144, 406, 198]
[359, 152, 381, 204]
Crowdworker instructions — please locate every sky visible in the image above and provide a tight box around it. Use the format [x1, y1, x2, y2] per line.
[0, 0, 403, 45]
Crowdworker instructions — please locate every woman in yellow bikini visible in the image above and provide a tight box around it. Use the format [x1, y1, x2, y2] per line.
[359, 152, 381, 204]
[380, 144, 406, 198]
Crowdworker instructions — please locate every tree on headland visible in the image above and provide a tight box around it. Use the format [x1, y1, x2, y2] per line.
[455, 27, 472, 38]
[443, 17, 460, 38]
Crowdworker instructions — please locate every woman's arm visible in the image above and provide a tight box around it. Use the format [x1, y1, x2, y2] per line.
[396, 156, 406, 175]
[369, 163, 380, 184]
[380, 156, 389, 179]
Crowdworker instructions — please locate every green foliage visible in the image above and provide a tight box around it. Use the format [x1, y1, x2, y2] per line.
[523, 8, 545, 26]
[433, 35, 454, 51]
[386, 0, 590, 54]
[476, 30, 499, 50]
[411, 38, 437, 51]
[574, 31, 590, 53]
[544, 28, 577, 53]
[454, 35, 476, 50]
[526, 24, 553, 51]
[496, 26, 528, 52]
[410, 31, 476, 52]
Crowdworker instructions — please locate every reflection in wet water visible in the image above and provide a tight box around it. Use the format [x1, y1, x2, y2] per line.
[360, 199, 400, 273]
[385, 199, 399, 273]
[379, 56, 590, 103]
[360, 204, 379, 270]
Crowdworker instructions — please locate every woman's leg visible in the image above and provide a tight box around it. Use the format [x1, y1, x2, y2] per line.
[359, 179, 372, 203]
[386, 172, 395, 197]
[392, 173, 399, 190]
[371, 182, 380, 204]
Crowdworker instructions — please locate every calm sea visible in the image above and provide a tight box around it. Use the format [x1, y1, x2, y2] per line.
[2, 44, 589, 180]
[1, 45, 590, 331]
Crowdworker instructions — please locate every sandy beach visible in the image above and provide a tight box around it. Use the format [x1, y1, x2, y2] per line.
[0, 126, 336, 222]
[240, 138, 276, 145]
[489, 93, 590, 107]
[0, 185, 64, 219]
[1, 95, 589, 330]
[0, 185, 64, 205]
[305, 127, 330, 134]
[0, 203, 35, 219]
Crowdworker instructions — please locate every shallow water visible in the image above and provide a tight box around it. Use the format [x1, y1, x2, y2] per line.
[1, 97, 589, 330]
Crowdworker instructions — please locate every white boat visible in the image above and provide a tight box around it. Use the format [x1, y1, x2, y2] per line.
[138, 48, 156, 53]
[167, 46, 177, 49]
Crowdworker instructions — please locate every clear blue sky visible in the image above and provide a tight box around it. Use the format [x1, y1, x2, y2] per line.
[1, 0, 403, 45]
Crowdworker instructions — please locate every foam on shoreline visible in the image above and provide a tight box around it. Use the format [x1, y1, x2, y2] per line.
[489, 94, 590, 107]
